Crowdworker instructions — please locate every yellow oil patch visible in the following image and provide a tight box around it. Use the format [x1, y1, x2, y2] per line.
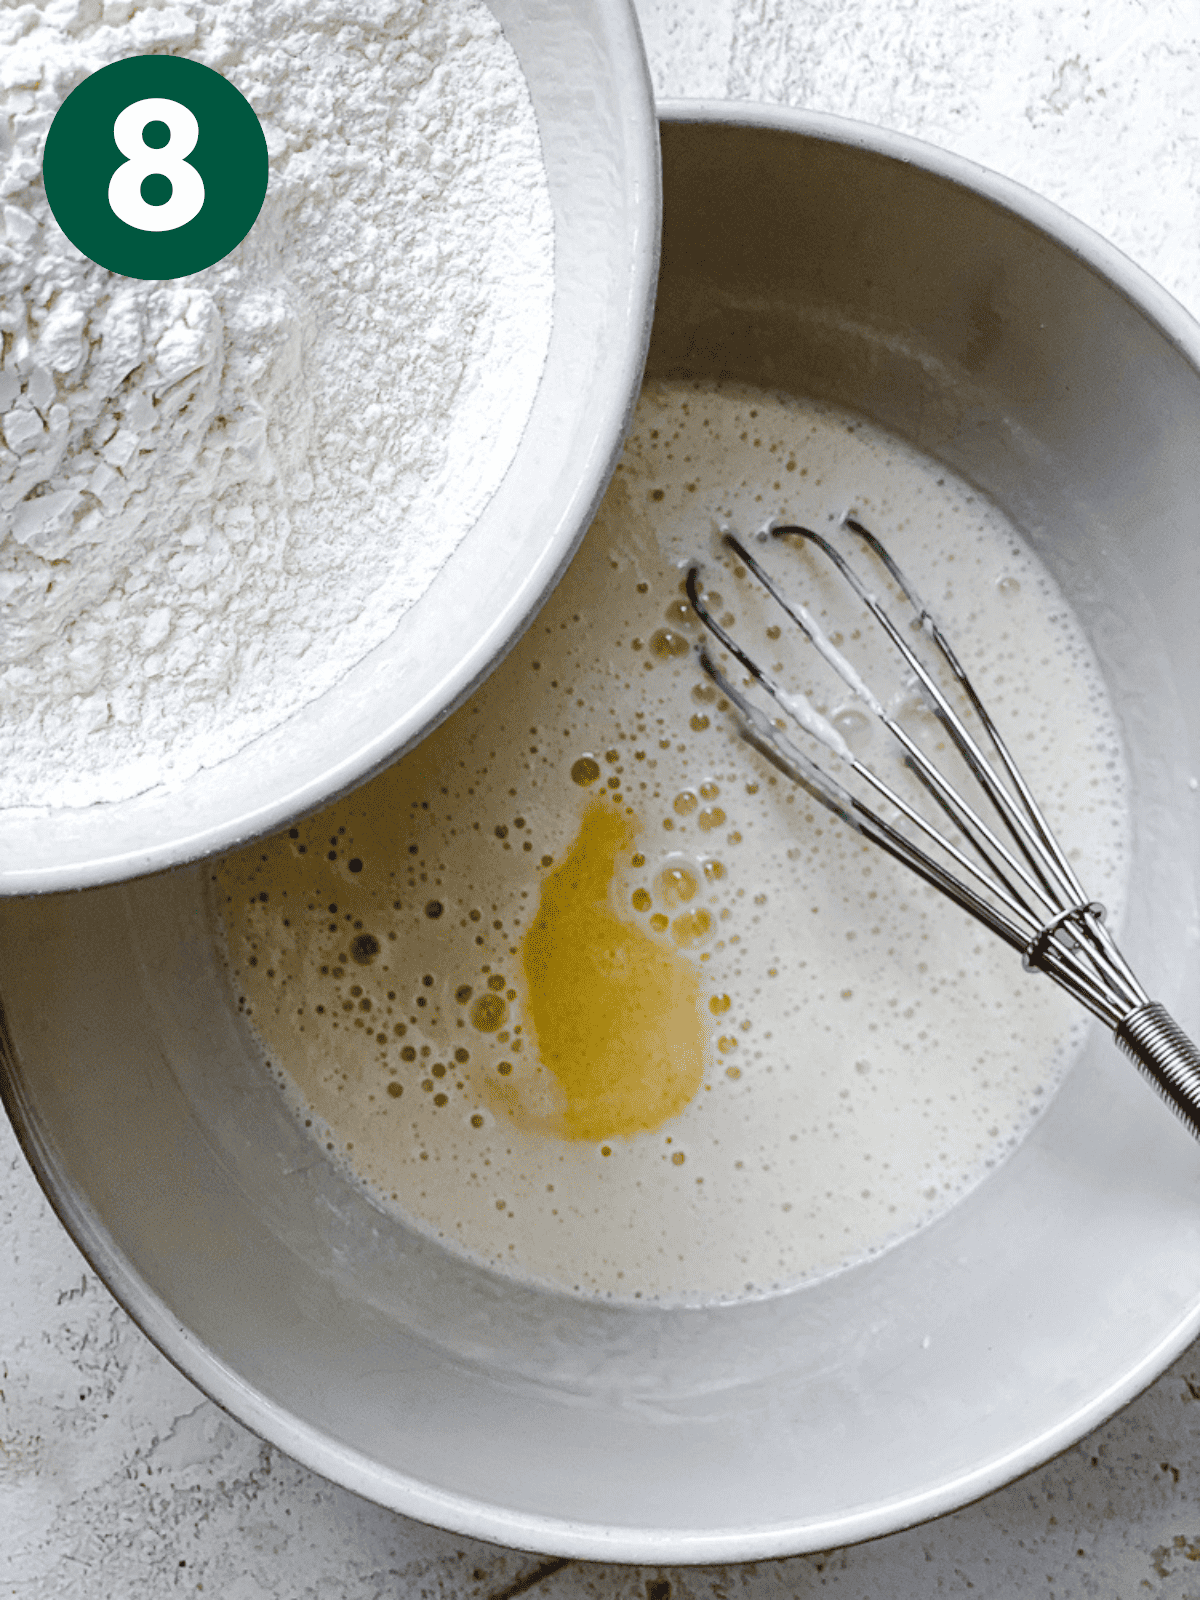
[520, 800, 707, 1141]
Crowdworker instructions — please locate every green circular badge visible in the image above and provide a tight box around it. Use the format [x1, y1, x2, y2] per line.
[43, 55, 268, 280]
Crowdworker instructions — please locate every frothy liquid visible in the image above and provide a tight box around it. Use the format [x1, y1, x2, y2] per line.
[214, 381, 1129, 1305]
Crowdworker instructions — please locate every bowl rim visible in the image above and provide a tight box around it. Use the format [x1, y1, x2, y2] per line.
[657, 98, 1200, 374]
[7, 99, 1200, 1565]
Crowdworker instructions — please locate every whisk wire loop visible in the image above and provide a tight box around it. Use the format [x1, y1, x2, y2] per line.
[843, 517, 1086, 904]
[718, 531, 1067, 940]
[693, 637, 1073, 963]
[836, 520, 1153, 1018]
[694, 627, 1128, 1028]
[685, 517, 1200, 1136]
[777, 525, 1082, 920]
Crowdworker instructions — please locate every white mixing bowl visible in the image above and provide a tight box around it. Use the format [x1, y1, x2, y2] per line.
[2, 105, 1200, 1561]
[0, 0, 660, 895]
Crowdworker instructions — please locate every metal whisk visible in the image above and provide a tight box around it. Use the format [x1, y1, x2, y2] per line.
[687, 519, 1200, 1140]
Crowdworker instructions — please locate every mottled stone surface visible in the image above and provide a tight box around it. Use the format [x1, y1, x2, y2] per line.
[5, 1, 1200, 1594]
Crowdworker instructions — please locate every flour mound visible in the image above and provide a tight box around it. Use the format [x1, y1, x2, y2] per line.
[0, 0, 554, 809]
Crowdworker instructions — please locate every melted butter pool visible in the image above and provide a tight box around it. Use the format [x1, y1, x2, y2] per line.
[521, 800, 706, 1142]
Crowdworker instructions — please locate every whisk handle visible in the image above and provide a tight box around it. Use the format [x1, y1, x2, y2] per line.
[1114, 1002, 1200, 1142]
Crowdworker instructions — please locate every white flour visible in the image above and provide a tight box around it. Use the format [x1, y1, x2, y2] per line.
[0, 0, 554, 810]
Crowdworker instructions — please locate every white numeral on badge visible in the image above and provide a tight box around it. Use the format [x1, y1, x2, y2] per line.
[108, 97, 205, 233]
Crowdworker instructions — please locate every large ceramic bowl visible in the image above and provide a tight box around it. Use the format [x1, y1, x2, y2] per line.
[3, 105, 1200, 1561]
[0, 0, 660, 895]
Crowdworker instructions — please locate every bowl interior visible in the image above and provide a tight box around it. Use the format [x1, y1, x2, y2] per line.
[1, 0, 660, 895]
[3, 107, 1200, 1562]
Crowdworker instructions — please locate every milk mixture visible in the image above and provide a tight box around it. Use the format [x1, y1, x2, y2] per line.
[214, 380, 1129, 1305]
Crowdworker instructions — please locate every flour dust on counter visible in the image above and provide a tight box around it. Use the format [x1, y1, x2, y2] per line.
[214, 379, 1130, 1306]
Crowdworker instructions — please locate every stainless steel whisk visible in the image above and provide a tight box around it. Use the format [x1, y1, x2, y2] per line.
[687, 519, 1200, 1140]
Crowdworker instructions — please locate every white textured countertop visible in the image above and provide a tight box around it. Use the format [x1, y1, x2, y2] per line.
[5, 1, 1200, 1594]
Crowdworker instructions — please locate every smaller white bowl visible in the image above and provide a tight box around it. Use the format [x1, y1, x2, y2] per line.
[0, 0, 660, 895]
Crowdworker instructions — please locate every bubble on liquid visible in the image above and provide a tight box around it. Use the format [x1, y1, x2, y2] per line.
[571, 756, 601, 786]
[657, 860, 698, 906]
[649, 628, 691, 660]
[350, 933, 380, 964]
[471, 993, 507, 1032]
[672, 908, 713, 947]
[893, 691, 941, 742]
[831, 706, 873, 755]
